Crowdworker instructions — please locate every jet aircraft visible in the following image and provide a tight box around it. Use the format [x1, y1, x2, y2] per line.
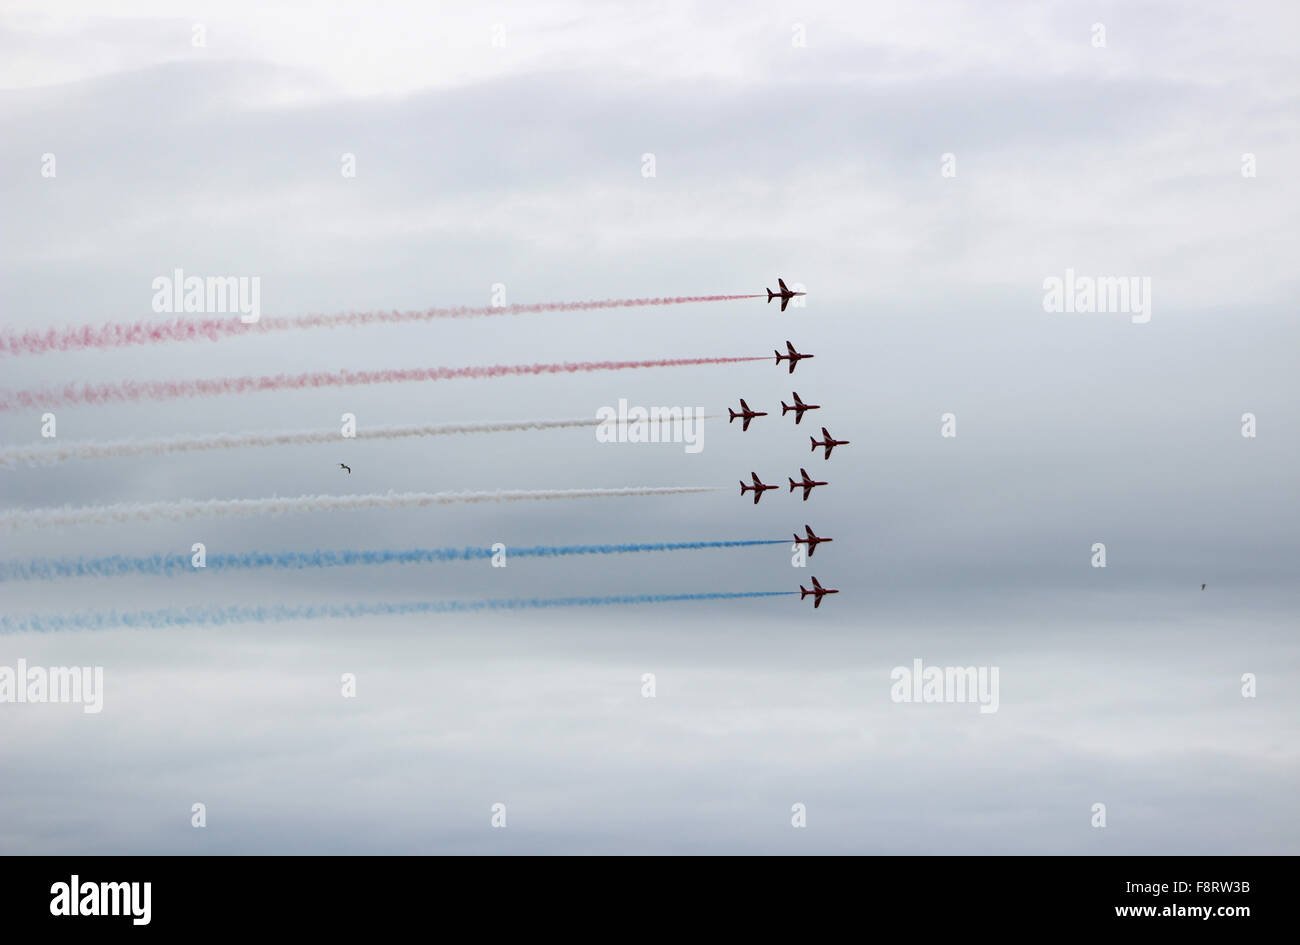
[740, 471, 778, 504]
[775, 341, 813, 375]
[789, 467, 828, 501]
[800, 576, 839, 609]
[781, 391, 820, 424]
[728, 398, 768, 431]
[810, 427, 850, 459]
[792, 525, 832, 557]
[766, 278, 806, 312]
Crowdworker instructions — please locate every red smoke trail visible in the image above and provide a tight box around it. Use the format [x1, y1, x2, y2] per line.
[0, 356, 766, 412]
[0, 295, 766, 357]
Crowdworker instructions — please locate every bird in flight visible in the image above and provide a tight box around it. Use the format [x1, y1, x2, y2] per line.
[339, 463, 351, 474]
[1201, 583, 1206, 591]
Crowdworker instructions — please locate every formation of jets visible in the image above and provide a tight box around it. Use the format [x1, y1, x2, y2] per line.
[731, 393, 828, 430]
[738, 469, 829, 503]
[739, 280, 839, 608]
[766, 277, 806, 312]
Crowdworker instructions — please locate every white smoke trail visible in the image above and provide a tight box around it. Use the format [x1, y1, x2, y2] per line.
[0, 417, 625, 467]
[0, 487, 721, 530]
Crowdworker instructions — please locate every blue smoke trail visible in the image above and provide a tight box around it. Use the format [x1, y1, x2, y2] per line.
[0, 592, 798, 634]
[0, 540, 788, 582]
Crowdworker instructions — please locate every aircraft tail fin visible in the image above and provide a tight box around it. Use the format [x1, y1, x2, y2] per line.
[728, 409, 737, 422]
[800, 585, 809, 599]
[767, 289, 775, 302]
[781, 401, 791, 414]
[810, 436, 817, 451]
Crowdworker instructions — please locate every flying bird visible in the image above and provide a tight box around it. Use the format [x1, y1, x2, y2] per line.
[339, 463, 351, 474]
[1201, 584, 1206, 591]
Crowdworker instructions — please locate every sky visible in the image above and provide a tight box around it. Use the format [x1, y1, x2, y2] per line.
[1, 0, 1297, 854]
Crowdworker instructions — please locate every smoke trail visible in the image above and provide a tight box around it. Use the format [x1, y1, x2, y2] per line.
[0, 295, 766, 357]
[0, 416, 650, 467]
[0, 357, 764, 412]
[0, 540, 788, 582]
[0, 487, 721, 531]
[0, 591, 798, 634]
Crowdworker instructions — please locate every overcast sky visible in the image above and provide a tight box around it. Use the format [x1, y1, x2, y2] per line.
[1, 0, 1297, 854]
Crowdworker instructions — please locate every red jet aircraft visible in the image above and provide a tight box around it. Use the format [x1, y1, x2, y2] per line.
[728, 398, 768, 432]
[774, 341, 814, 375]
[766, 277, 806, 312]
[800, 576, 839, 609]
[810, 427, 850, 459]
[740, 471, 778, 504]
[789, 468, 827, 501]
[792, 524, 832, 557]
[781, 391, 821, 424]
